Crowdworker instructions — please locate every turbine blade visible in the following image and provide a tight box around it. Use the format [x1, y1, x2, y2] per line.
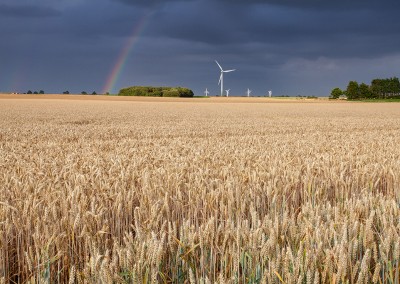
[215, 60, 223, 71]
[223, 69, 236, 73]
[218, 74, 222, 85]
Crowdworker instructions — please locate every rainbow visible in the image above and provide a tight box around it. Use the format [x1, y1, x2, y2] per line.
[102, 14, 151, 94]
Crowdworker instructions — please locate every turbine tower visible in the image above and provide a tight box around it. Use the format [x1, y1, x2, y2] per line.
[204, 88, 209, 97]
[247, 88, 252, 97]
[215, 60, 235, 96]
[225, 89, 230, 97]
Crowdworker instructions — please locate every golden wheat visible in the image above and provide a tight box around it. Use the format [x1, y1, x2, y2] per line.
[0, 96, 399, 283]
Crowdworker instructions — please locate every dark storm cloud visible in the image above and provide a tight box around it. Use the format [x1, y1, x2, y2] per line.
[0, 4, 61, 17]
[1, 0, 400, 96]
[136, 0, 400, 61]
[220, 0, 400, 10]
[115, 0, 191, 6]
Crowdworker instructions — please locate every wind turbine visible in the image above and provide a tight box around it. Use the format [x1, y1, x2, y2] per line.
[216, 60, 235, 96]
[225, 89, 230, 97]
[247, 88, 252, 97]
[204, 88, 209, 97]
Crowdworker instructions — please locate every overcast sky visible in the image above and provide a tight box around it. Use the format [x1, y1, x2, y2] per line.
[1, 0, 400, 96]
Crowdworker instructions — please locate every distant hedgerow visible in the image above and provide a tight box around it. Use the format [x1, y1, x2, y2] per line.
[118, 86, 194, 97]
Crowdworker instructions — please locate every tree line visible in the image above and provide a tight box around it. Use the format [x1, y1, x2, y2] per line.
[26, 90, 45, 94]
[330, 77, 400, 100]
[23, 90, 99, 95]
[118, 86, 194, 97]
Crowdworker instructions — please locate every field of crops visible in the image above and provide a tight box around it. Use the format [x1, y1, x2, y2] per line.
[1, 95, 399, 283]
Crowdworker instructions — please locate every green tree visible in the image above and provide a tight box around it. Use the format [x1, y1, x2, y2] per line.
[388, 77, 400, 96]
[39, 90, 44, 94]
[359, 83, 371, 98]
[371, 79, 383, 98]
[370, 77, 400, 98]
[63, 91, 69, 94]
[81, 91, 87, 95]
[92, 91, 97, 95]
[330, 87, 342, 99]
[346, 81, 360, 100]
[27, 90, 32, 94]
[33, 91, 38, 94]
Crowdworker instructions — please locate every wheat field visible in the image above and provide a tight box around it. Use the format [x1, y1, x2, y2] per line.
[0, 95, 399, 283]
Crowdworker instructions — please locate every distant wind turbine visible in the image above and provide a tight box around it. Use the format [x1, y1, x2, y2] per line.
[215, 60, 235, 96]
[225, 89, 230, 97]
[204, 88, 209, 97]
[247, 88, 252, 97]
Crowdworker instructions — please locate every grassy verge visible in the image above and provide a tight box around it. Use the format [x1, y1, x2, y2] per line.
[351, 98, 400, 102]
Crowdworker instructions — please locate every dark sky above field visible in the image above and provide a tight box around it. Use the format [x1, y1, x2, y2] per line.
[1, 0, 400, 96]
